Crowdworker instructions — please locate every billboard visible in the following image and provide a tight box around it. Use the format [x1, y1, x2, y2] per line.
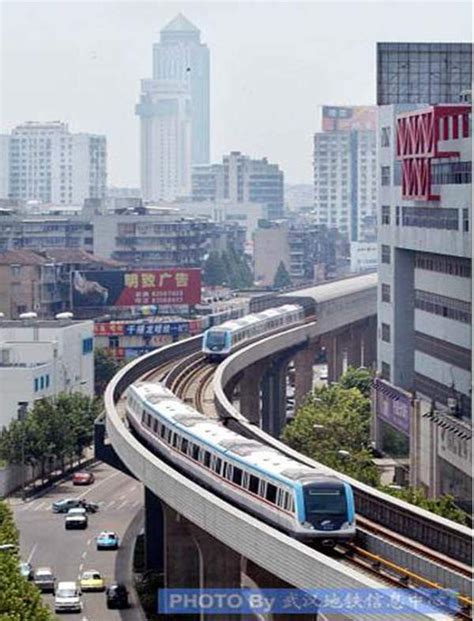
[72, 269, 201, 308]
[374, 378, 412, 436]
[322, 106, 376, 132]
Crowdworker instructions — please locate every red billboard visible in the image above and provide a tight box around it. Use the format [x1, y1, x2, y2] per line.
[322, 106, 376, 132]
[72, 269, 201, 308]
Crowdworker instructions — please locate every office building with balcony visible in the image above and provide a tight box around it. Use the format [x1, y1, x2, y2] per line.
[0, 318, 94, 428]
[6, 122, 106, 205]
[374, 102, 472, 508]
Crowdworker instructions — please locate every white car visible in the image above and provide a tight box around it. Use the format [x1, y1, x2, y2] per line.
[54, 581, 82, 613]
[65, 508, 88, 530]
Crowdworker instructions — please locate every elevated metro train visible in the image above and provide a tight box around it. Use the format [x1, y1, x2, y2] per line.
[125, 381, 355, 545]
[202, 304, 305, 360]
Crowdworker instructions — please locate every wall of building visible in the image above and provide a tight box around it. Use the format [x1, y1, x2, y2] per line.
[253, 225, 290, 286]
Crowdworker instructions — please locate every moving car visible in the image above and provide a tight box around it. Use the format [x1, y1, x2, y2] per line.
[72, 471, 95, 485]
[81, 500, 99, 513]
[106, 583, 129, 609]
[33, 567, 56, 592]
[19, 561, 34, 580]
[65, 508, 88, 530]
[79, 570, 105, 592]
[54, 581, 82, 614]
[96, 531, 120, 550]
[52, 498, 83, 513]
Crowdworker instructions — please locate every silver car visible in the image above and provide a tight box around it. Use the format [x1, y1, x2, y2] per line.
[33, 567, 56, 592]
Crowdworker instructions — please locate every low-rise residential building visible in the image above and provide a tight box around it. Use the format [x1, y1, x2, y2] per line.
[0, 318, 94, 428]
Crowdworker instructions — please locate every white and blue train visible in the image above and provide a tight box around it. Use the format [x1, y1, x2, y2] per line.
[126, 381, 355, 545]
[202, 304, 305, 360]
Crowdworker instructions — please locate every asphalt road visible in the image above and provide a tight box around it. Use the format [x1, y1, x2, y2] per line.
[9, 462, 145, 621]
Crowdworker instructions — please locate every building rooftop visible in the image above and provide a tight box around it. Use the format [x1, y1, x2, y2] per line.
[0, 250, 49, 266]
[40, 248, 123, 268]
[162, 13, 199, 33]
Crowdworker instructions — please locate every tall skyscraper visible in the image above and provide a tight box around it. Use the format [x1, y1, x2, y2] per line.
[6, 122, 106, 205]
[377, 42, 472, 105]
[137, 14, 210, 202]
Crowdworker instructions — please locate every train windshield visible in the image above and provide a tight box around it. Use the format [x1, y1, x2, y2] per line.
[206, 330, 227, 350]
[303, 485, 347, 517]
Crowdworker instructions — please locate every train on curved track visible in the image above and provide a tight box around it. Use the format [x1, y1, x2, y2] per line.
[125, 381, 355, 545]
[202, 304, 305, 360]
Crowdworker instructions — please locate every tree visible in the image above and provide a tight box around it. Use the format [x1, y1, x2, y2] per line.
[282, 382, 380, 486]
[202, 252, 227, 286]
[338, 366, 373, 398]
[0, 501, 52, 620]
[94, 347, 122, 396]
[273, 261, 292, 289]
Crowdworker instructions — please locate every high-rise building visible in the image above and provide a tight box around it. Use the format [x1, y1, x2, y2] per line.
[154, 13, 210, 165]
[6, 122, 107, 205]
[192, 151, 284, 219]
[313, 106, 377, 244]
[374, 102, 472, 506]
[377, 42, 472, 105]
[137, 14, 209, 202]
[0, 135, 9, 199]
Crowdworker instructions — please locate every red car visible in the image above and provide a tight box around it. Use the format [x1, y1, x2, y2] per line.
[72, 471, 95, 486]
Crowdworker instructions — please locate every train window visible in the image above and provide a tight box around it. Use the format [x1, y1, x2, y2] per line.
[146, 414, 152, 427]
[213, 457, 222, 474]
[160, 424, 167, 439]
[248, 475, 260, 494]
[232, 468, 243, 486]
[266, 484, 277, 504]
[203, 451, 211, 468]
[153, 419, 158, 433]
[192, 444, 200, 460]
[141, 410, 146, 423]
[172, 433, 180, 448]
[181, 438, 188, 454]
[225, 463, 233, 480]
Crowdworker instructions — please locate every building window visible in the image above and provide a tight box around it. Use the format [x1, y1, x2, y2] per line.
[463, 208, 469, 232]
[415, 252, 471, 277]
[381, 323, 391, 343]
[402, 207, 459, 230]
[415, 331, 471, 371]
[381, 362, 391, 381]
[381, 245, 391, 264]
[431, 160, 472, 185]
[381, 205, 390, 225]
[381, 166, 391, 186]
[34, 378, 39, 392]
[45, 374, 50, 388]
[381, 283, 391, 303]
[82, 337, 93, 354]
[109, 336, 119, 348]
[381, 127, 391, 147]
[415, 289, 471, 324]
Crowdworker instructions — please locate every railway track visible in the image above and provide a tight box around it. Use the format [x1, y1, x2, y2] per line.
[127, 346, 473, 619]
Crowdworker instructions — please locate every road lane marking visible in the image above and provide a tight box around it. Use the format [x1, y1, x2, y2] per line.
[117, 501, 128, 510]
[79, 563, 83, 572]
[33, 502, 46, 511]
[105, 501, 116, 508]
[27, 543, 37, 563]
[119, 495, 126, 501]
[132, 500, 141, 508]
[81, 551, 87, 559]
[87, 539, 91, 546]
[76, 470, 119, 500]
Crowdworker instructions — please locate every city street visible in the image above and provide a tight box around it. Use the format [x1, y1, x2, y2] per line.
[8, 462, 144, 620]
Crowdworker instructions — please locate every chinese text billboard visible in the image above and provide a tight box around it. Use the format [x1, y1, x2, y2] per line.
[72, 269, 201, 307]
[322, 106, 376, 132]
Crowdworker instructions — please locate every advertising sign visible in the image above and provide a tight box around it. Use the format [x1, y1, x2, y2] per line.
[94, 321, 189, 337]
[375, 378, 411, 436]
[72, 269, 201, 308]
[322, 106, 376, 132]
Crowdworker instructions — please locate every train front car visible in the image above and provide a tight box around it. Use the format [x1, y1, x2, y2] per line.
[295, 475, 355, 546]
[202, 327, 231, 361]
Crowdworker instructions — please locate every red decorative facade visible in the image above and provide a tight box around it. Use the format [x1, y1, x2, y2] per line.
[396, 105, 471, 201]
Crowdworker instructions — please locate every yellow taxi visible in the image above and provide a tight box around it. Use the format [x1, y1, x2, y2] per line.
[79, 570, 105, 592]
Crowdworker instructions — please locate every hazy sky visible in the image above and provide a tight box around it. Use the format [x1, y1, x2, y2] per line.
[1, 1, 471, 186]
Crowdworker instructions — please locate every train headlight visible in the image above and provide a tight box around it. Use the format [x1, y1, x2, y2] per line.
[341, 521, 353, 530]
[302, 521, 314, 529]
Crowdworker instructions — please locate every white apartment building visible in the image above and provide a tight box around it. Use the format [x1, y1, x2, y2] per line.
[374, 103, 472, 508]
[136, 80, 192, 202]
[6, 122, 106, 205]
[0, 135, 9, 199]
[313, 106, 377, 247]
[0, 318, 94, 428]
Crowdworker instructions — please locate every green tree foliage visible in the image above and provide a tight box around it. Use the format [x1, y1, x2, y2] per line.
[202, 248, 253, 289]
[380, 486, 470, 526]
[0, 394, 101, 472]
[282, 383, 380, 486]
[94, 347, 122, 396]
[0, 501, 52, 620]
[202, 251, 227, 286]
[273, 261, 292, 289]
[338, 366, 373, 398]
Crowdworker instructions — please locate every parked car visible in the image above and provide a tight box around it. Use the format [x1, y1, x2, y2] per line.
[79, 569, 105, 592]
[105, 583, 129, 609]
[52, 498, 83, 513]
[72, 471, 95, 486]
[54, 581, 82, 613]
[33, 567, 56, 592]
[96, 531, 119, 550]
[65, 508, 88, 530]
[19, 561, 34, 580]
